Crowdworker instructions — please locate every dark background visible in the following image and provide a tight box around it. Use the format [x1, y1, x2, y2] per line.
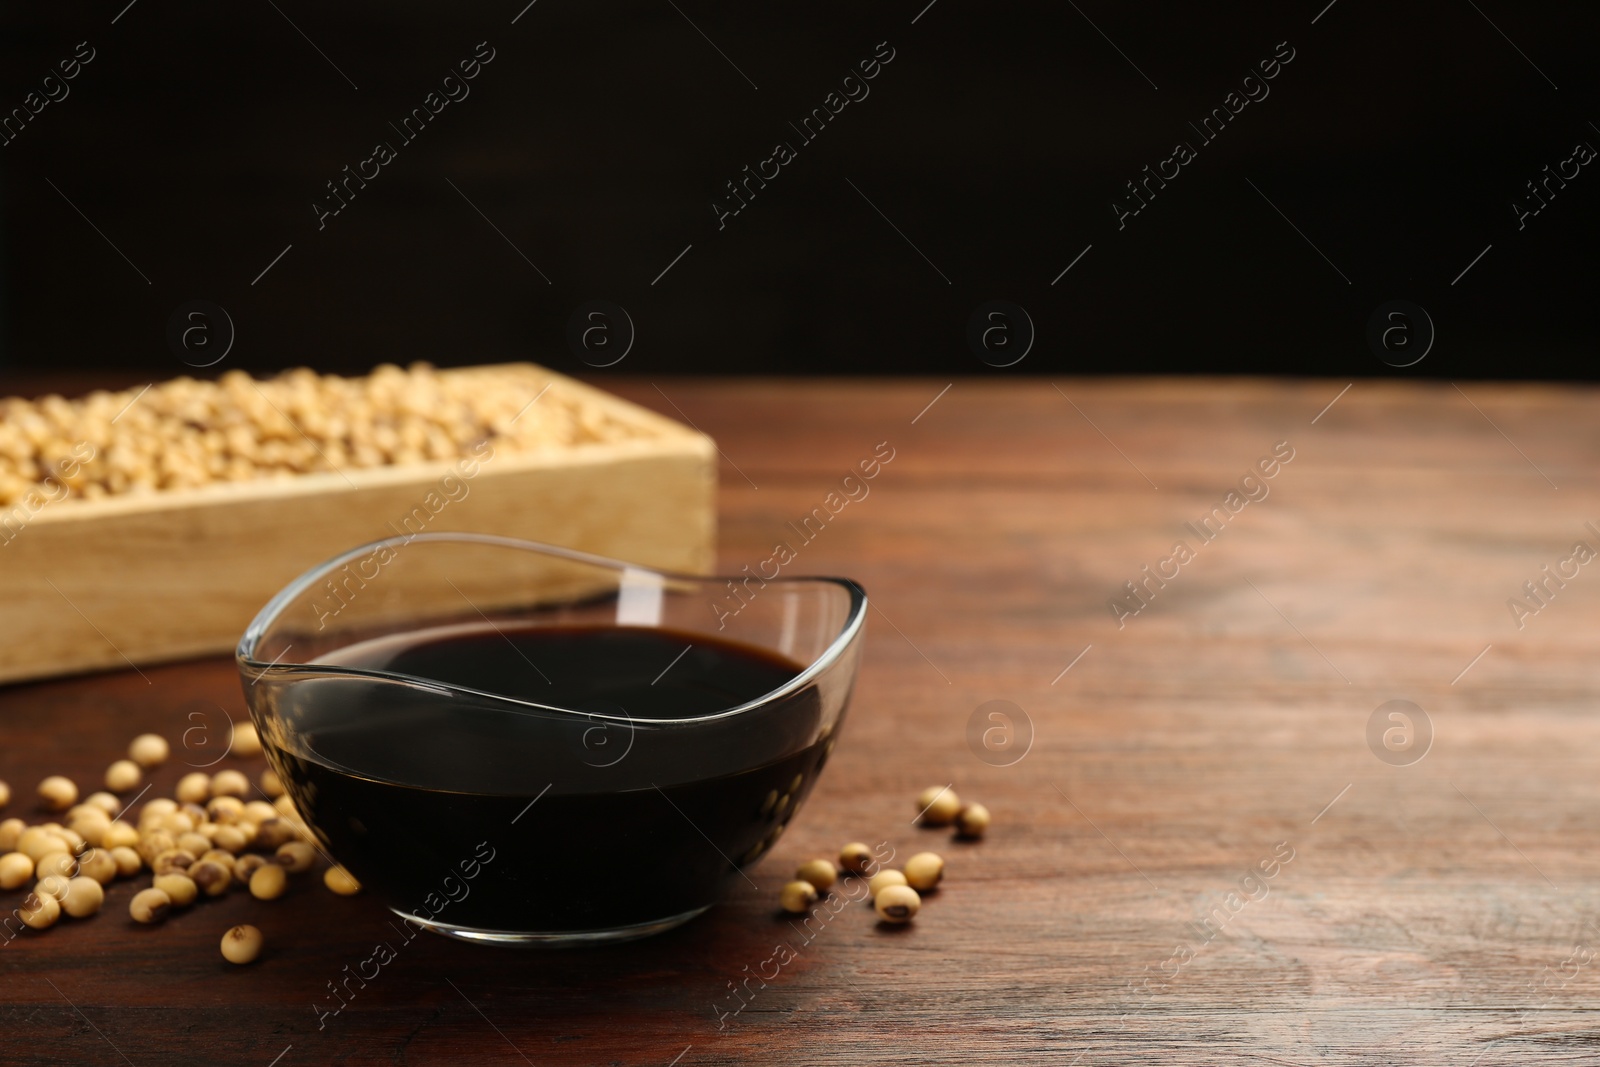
[0, 1, 1595, 381]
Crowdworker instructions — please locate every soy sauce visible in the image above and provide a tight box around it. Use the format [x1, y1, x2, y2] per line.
[272, 624, 832, 933]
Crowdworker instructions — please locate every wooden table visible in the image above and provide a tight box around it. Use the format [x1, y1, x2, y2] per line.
[4, 377, 1599, 1066]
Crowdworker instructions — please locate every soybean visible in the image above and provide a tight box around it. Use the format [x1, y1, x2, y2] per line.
[153, 873, 198, 908]
[221, 924, 263, 964]
[839, 842, 875, 876]
[243, 800, 277, 825]
[84, 792, 122, 817]
[916, 785, 961, 827]
[206, 796, 245, 824]
[253, 820, 295, 850]
[199, 849, 237, 874]
[18, 831, 53, 859]
[61, 877, 104, 918]
[19, 891, 61, 929]
[796, 859, 837, 892]
[323, 866, 361, 896]
[175, 773, 210, 805]
[160, 811, 195, 836]
[70, 816, 109, 849]
[139, 837, 179, 869]
[78, 848, 118, 885]
[35, 851, 77, 880]
[955, 803, 990, 838]
[274, 842, 314, 874]
[150, 849, 195, 876]
[212, 825, 250, 854]
[231, 723, 263, 759]
[129, 887, 172, 923]
[191, 860, 232, 897]
[904, 852, 944, 892]
[0, 852, 34, 889]
[868, 869, 908, 898]
[128, 733, 169, 768]
[177, 832, 212, 857]
[109, 846, 143, 878]
[35, 874, 72, 903]
[210, 770, 249, 798]
[104, 760, 141, 793]
[140, 798, 177, 821]
[37, 776, 77, 812]
[874, 884, 920, 924]
[779, 880, 819, 914]
[249, 862, 287, 900]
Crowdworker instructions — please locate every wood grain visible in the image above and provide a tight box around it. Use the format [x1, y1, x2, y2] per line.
[3, 376, 1600, 1066]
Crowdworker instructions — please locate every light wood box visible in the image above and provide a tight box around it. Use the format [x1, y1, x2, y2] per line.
[0, 364, 716, 685]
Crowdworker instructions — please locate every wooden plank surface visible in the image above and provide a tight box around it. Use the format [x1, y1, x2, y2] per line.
[3, 376, 1599, 1066]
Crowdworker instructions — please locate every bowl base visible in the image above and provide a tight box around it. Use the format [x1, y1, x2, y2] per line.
[389, 904, 712, 947]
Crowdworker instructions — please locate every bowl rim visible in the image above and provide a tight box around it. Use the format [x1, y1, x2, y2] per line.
[235, 531, 868, 725]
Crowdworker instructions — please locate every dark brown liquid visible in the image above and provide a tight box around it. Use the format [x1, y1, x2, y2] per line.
[272, 624, 833, 934]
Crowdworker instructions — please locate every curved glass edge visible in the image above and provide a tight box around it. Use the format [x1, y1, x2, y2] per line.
[389, 904, 711, 946]
[236, 531, 868, 727]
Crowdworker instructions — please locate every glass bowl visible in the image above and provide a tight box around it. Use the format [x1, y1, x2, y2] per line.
[236, 532, 866, 946]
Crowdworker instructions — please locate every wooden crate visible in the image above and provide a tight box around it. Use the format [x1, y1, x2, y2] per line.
[0, 364, 716, 685]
